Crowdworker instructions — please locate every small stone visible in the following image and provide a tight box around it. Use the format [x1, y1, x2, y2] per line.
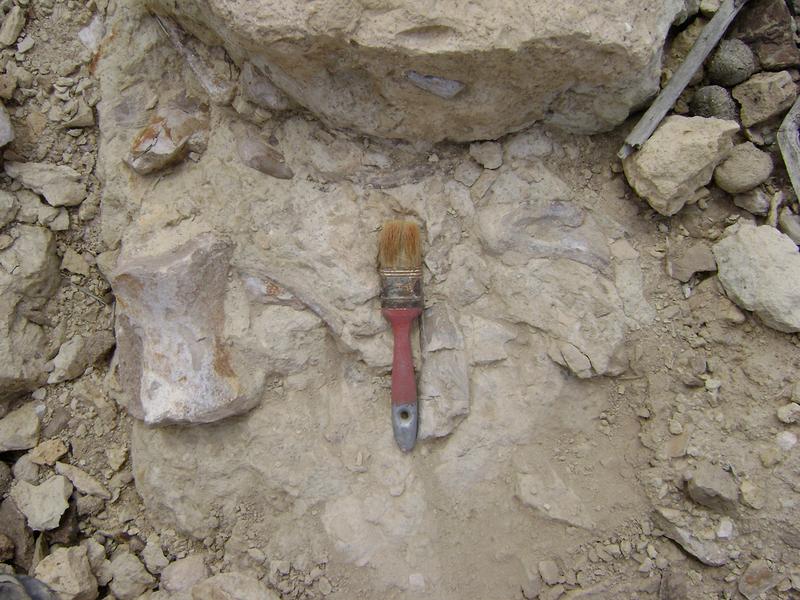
[714, 142, 773, 194]
[732, 71, 798, 127]
[62, 100, 94, 128]
[0, 103, 13, 148]
[109, 552, 155, 600]
[700, 0, 721, 15]
[55, 462, 110, 499]
[10, 476, 73, 531]
[33, 546, 98, 600]
[61, 248, 91, 276]
[105, 446, 127, 471]
[713, 225, 800, 333]
[16, 35, 33, 53]
[4, 162, 86, 207]
[777, 402, 800, 424]
[0, 403, 40, 451]
[29, 438, 68, 465]
[734, 188, 771, 216]
[12, 454, 39, 483]
[405, 70, 465, 99]
[717, 517, 734, 539]
[739, 559, 782, 600]
[160, 555, 208, 593]
[142, 535, 169, 575]
[652, 508, 729, 566]
[47, 331, 116, 384]
[776, 431, 797, 451]
[469, 141, 503, 169]
[0, 73, 17, 100]
[0, 533, 12, 562]
[707, 39, 757, 87]
[81, 539, 112, 586]
[623, 116, 739, 216]
[0, 190, 17, 227]
[740, 480, 766, 510]
[778, 208, 800, 246]
[522, 572, 543, 599]
[0, 7, 26, 47]
[690, 85, 739, 121]
[666, 242, 717, 282]
[453, 159, 483, 187]
[318, 576, 332, 595]
[76, 495, 104, 517]
[236, 130, 293, 180]
[668, 419, 684, 435]
[759, 447, 781, 468]
[538, 559, 564, 586]
[686, 461, 738, 513]
[125, 107, 208, 175]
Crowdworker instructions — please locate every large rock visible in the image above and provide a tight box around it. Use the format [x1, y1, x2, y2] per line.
[685, 461, 738, 513]
[97, 9, 655, 597]
[146, 0, 684, 142]
[4, 162, 86, 207]
[712, 225, 800, 333]
[0, 226, 60, 403]
[108, 552, 155, 600]
[622, 116, 739, 216]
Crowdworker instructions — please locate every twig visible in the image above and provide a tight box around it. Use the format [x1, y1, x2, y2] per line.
[777, 95, 800, 199]
[618, 0, 751, 160]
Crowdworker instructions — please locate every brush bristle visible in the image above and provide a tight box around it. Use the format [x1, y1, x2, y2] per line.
[378, 221, 422, 269]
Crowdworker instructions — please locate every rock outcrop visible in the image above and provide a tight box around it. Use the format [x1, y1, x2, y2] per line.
[145, 0, 683, 141]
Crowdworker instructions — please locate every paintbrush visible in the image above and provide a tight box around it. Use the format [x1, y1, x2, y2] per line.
[378, 220, 423, 452]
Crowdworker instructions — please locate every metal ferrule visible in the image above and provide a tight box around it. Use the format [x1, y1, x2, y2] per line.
[379, 268, 423, 309]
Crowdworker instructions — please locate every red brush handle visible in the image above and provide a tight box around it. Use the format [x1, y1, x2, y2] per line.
[382, 307, 422, 406]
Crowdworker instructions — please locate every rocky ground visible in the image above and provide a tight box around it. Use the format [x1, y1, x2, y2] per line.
[0, 0, 800, 599]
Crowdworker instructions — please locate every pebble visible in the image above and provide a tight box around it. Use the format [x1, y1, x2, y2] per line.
[668, 419, 684, 435]
[690, 85, 738, 121]
[0, 403, 40, 452]
[686, 462, 739, 513]
[739, 480, 766, 510]
[0, 6, 25, 47]
[538, 559, 564, 585]
[12, 453, 39, 483]
[161, 554, 209, 593]
[777, 402, 800, 424]
[105, 446, 127, 471]
[717, 517, 734, 539]
[707, 39, 757, 87]
[713, 142, 773, 194]
[9, 475, 73, 531]
[778, 208, 800, 246]
[55, 462, 111, 499]
[109, 552, 156, 600]
[47, 331, 116, 384]
[739, 559, 782, 600]
[776, 431, 797, 451]
[4, 161, 86, 207]
[469, 141, 503, 169]
[732, 71, 798, 127]
[318, 576, 332, 595]
[61, 247, 91, 276]
[405, 70, 465, 99]
[0, 102, 13, 147]
[29, 438, 68, 465]
[666, 242, 717, 282]
[734, 188, 770, 216]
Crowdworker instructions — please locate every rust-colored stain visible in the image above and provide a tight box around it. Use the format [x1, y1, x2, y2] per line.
[131, 117, 171, 155]
[89, 24, 118, 76]
[113, 274, 144, 301]
[212, 339, 236, 379]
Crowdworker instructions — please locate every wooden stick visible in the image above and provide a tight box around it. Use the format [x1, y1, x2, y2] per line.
[778, 95, 800, 199]
[618, 0, 751, 160]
